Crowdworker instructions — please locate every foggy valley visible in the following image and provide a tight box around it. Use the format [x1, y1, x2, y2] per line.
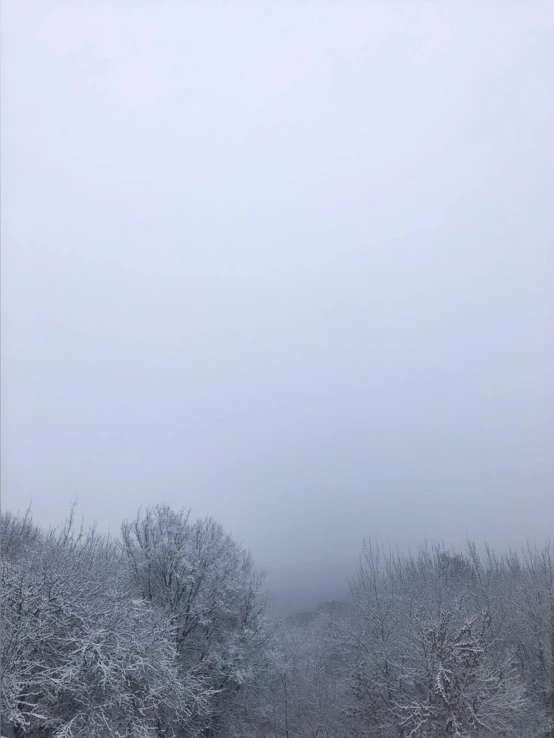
[1, 2, 553, 737]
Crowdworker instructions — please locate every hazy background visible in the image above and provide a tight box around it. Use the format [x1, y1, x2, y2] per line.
[2, 2, 553, 610]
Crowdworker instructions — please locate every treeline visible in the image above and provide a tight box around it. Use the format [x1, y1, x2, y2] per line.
[1, 506, 554, 737]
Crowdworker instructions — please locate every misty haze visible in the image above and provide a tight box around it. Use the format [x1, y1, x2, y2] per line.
[1, 2, 553, 737]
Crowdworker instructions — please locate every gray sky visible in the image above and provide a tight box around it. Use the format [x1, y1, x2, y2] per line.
[2, 2, 553, 609]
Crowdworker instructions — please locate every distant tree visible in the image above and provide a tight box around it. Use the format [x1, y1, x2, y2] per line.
[0, 508, 40, 563]
[268, 607, 348, 738]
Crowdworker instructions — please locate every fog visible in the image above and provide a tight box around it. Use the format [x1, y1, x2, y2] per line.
[2, 2, 553, 610]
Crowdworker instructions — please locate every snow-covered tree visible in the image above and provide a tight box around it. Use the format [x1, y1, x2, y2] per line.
[395, 611, 527, 738]
[343, 540, 530, 738]
[4, 510, 553, 738]
[1, 510, 211, 738]
[502, 545, 554, 738]
[120, 505, 270, 737]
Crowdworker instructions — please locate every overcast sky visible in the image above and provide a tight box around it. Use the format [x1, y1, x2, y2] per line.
[2, 2, 553, 608]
